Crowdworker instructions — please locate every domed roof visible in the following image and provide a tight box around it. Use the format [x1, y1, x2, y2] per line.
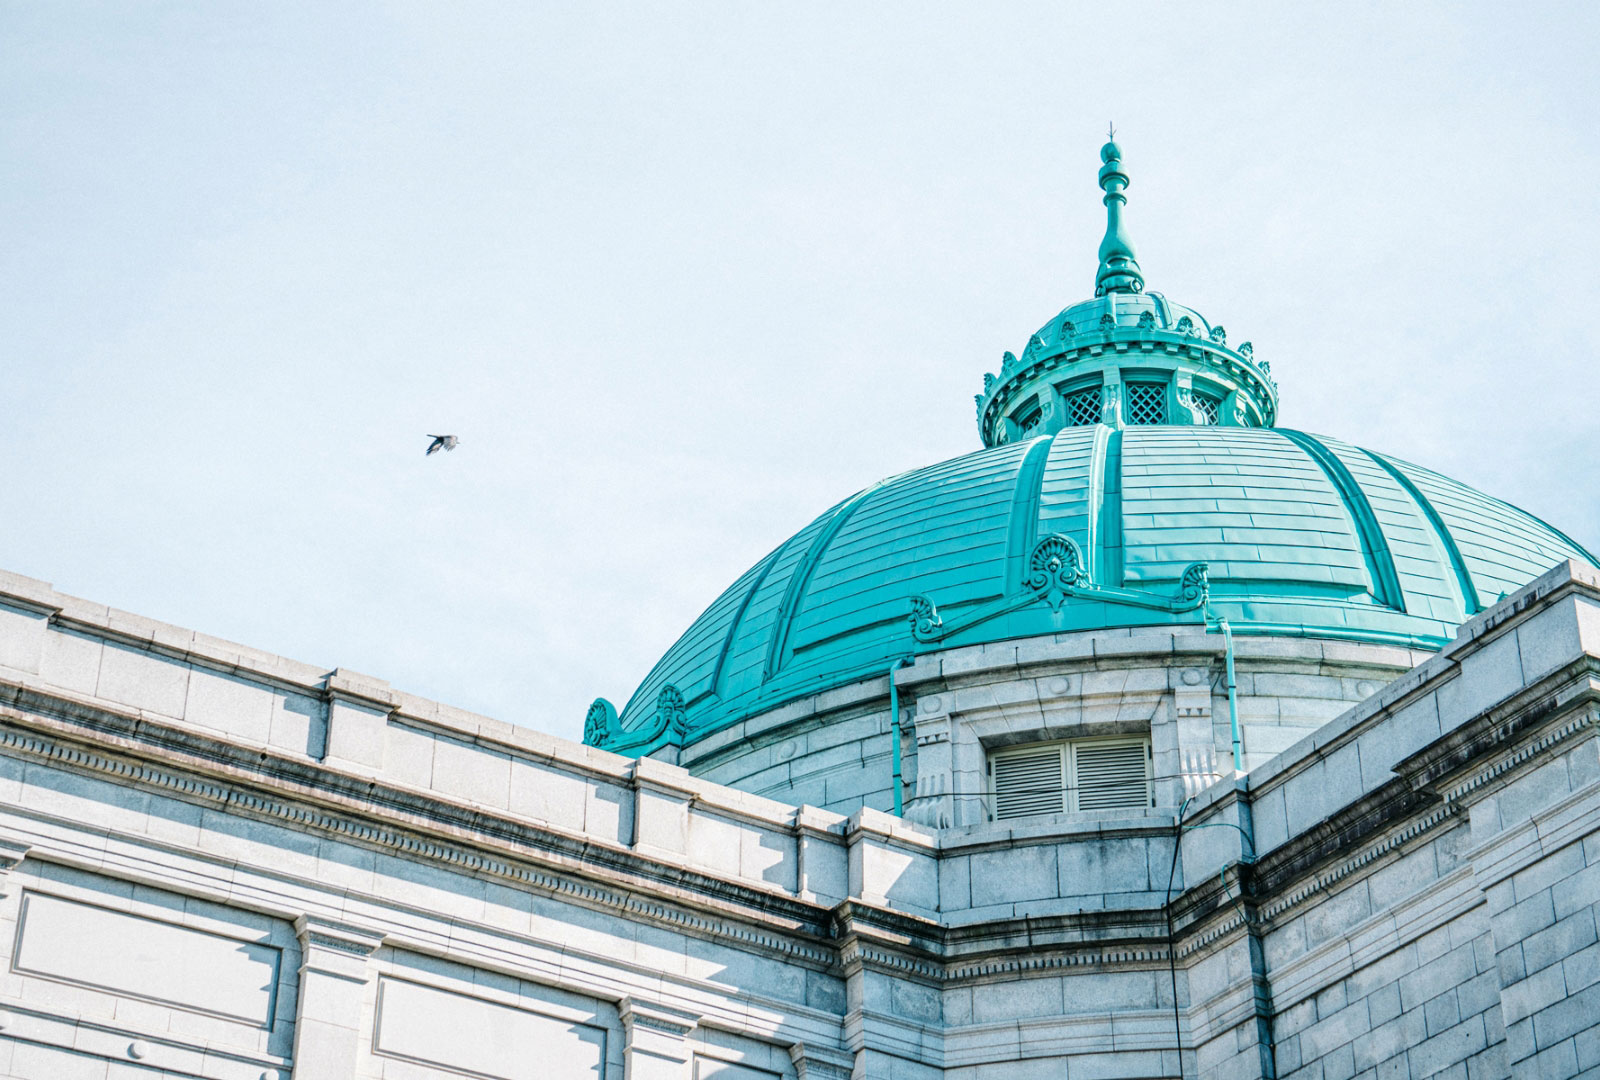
[591, 427, 1594, 753]
[581, 133, 1597, 756]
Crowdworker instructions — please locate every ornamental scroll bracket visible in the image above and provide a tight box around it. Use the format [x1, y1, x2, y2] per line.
[908, 534, 1209, 645]
[582, 684, 689, 751]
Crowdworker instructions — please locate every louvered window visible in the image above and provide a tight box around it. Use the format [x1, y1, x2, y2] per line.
[988, 738, 1153, 820]
[1124, 383, 1167, 425]
[1063, 386, 1102, 427]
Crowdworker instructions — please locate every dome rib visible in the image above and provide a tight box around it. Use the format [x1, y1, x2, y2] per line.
[708, 547, 782, 696]
[1003, 436, 1057, 592]
[1365, 450, 1482, 617]
[1095, 428, 1125, 586]
[762, 480, 884, 682]
[1278, 430, 1406, 612]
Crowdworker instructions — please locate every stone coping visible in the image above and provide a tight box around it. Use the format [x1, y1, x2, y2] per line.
[1200, 559, 1599, 814]
[2, 560, 1592, 907]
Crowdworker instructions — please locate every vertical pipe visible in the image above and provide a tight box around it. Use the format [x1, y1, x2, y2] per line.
[889, 657, 912, 816]
[1215, 616, 1243, 774]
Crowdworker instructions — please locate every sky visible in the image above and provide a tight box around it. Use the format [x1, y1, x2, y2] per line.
[3, 3, 1598, 743]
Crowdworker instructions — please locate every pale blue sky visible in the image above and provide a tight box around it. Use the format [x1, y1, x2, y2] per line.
[4, 3, 1597, 742]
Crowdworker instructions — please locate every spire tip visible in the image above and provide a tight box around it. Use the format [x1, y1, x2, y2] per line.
[1093, 130, 1144, 296]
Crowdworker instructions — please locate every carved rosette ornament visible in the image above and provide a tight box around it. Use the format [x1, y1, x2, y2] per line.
[908, 594, 942, 640]
[583, 698, 617, 747]
[655, 685, 688, 742]
[1026, 535, 1091, 612]
[1178, 562, 1210, 607]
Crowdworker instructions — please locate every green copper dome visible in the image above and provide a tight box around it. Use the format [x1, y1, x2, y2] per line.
[582, 135, 1598, 756]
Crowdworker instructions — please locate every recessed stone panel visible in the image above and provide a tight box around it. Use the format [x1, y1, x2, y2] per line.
[373, 976, 606, 1079]
[12, 890, 281, 1027]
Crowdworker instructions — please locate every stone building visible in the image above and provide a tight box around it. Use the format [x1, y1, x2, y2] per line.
[1, 139, 1597, 1080]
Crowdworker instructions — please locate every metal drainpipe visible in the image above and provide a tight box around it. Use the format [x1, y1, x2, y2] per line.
[1208, 614, 1244, 774]
[889, 656, 913, 816]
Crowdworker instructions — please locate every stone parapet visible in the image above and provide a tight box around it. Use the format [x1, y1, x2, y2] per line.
[0, 561, 1594, 1078]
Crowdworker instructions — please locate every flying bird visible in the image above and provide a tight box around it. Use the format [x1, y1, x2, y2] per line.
[425, 434, 460, 456]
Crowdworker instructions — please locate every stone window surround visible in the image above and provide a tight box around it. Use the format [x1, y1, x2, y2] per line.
[889, 629, 1422, 832]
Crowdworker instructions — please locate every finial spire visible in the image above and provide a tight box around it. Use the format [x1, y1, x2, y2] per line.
[1094, 128, 1144, 296]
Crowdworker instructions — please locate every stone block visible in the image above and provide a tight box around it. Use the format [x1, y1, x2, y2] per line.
[324, 695, 388, 772]
[268, 691, 325, 757]
[1304, 883, 1373, 949]
[848, 819, 938, 916]
[1501, 962, 1565, 1026]
[1321, 1042, 1356, 1080]
[970, 844, 1057, 906]
[384, 722, 436, 789]
[1514, 598, 1584, 684]
[1399, 946, 1477, 1013]
[1366, 846, 1440, 911]
[1365, 983, 1402, 1029]
[1423, 988, 1461, 1037]
[1564, 939, 1600, 997]
[739, 820, 797, 891]
[1451, 970, 1498, 1025]
[507, 757, 591, 834]
[1521, 909, 1598, 978]
[1404, 1014, 1487, 1079]
[1529, 977, 1600, 1050]
[1436, 631, 1522, 733]
[0, 603, 47, 675]
[182, 666, 274, 742]
[970, 976, 1063, 1022]
[1355, 693, 1441, 791]
[95, 641, 190, 718]
[1284, 741, 1361, 838]
[685, 808, 744, 877]
[1497, 890, 1556, 945]
[634, 783, 690, 860]
[939, 854, 972, 912]
[1058, 835, 1151, 896]
[1300, 1001, 1371, 1060]
[432, 736, 512, 810]
[584, 778, 635, 845]
[36, 625, 102, 695]
[1512, 835, 1588, 904]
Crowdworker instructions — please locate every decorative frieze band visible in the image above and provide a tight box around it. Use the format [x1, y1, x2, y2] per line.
[0, 721, 837, 970]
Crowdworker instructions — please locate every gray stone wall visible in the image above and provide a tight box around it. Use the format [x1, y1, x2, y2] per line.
[0, 562, 1594, 1079]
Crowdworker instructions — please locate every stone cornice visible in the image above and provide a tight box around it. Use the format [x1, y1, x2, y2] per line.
[0, 687, 840, 971]
[1172, 653, 1600, 957]
[1404, 664, 1600, 799]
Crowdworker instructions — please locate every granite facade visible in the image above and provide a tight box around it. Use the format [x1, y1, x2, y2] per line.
[0, 561, 1594, 1078]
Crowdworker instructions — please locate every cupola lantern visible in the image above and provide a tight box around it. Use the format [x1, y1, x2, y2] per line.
[973, 131, 1279, 447]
